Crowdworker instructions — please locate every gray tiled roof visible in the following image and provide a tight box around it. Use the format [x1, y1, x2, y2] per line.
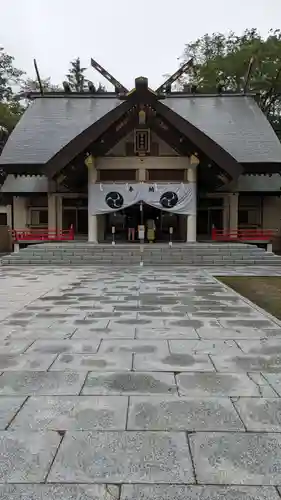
[1, 95, 281, 166]
[0, 97, 121, 165]
[0, 175, 48, 193]
[223, 173, 281, 192]
[163, 96, 281, 163]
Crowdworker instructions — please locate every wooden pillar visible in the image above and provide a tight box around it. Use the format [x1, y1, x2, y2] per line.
[186, 165, 197, 242]
[48, 194, 57, 231]
[88, 159, 98, 242]
[229, 193, 239, 231]
[13, 197, 27, 229]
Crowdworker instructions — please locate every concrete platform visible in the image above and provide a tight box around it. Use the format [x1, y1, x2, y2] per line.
[0, 264, 280, 497]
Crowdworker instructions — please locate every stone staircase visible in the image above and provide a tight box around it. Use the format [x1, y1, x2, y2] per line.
[1, 242, 281, 266]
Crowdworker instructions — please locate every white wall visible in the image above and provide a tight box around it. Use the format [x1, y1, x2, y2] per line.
[263, 197, 281, 234]
[96, 156, 190, 171]
[13, 197, 27, 229]
[262, 196, 281, 251]
[106, 131, 179, 156]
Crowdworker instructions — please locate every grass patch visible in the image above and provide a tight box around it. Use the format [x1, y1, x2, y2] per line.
[217, 276, 281, 320]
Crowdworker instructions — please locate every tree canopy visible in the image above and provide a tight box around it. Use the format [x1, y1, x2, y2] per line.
[0, 47, 25, 130]
[0, 47, 24, 102]
[180, 29, 281, 136]
[65, 57, 107, 93]
[21, 76, 61, 94]
[1, 31, 281, 156]
[0, 47, 26, 167]
[66, 57, 88, 92]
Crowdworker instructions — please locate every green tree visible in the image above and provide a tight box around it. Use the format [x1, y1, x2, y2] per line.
[180, 29, 281, 136]
[0, 102, 22, 183]
[0, 47, 24, 102]
[0, 100, 23, 163]
[96, 82, 107, 93]
[66, 57, 87, 92]
[0, 48, 25, 158]
[0, 102, 21, 132]
[21, 76, 61, 94]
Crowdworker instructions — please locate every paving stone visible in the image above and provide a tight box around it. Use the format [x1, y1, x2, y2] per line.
[264, 329, 281, 338]
[109, 318, 166, 328]
[247, 373, 279, 397]
[262, 373, 281, 397]
[140, 311, 187, 318]
[7, 327, 75, 344]
[134, 353, 214, 371]
[176, 372, 261, 397]
[127, 396, 244, 431]
[82, 371, 177, 395]
[169, 339, 241, 355]
[49, 353, 132, 371]
[220, 319, 278, 330]
[10, 395, 128, 431]
[121, 484, 281, 500]
[25, 339, 101, 354]
[74, 319, 110, 329]
[0, 353, 57, 371]
[2, 326, 76, 340]
[0, 371, 86, 395]
[135, 327, 199, 339]
[190, 432, 281, 485]
[2, 265, 281, 488]
[0, 396, 26, 429]
[3, 320, 31, 327]
[197, 327, 266, 339]
[237, 339, 281, 356]
[0, 340, 33, 354]
[165, 319, 204, 329]
[191, 311, 253, 318]
[0, 431, 60, 482]
[211, 354, 281, 373]
[99, 339, 169, 356]
[47, 431, 194, 484]
[73, 327, 135, 338]
[233, 397, 281, 431]
[0, 484, 120, 500]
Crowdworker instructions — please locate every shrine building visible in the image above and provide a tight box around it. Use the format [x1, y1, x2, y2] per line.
[1, 60, 281, 248]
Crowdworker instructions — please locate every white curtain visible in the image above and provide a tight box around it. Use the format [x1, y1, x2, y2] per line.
[89, 183, 196, 215]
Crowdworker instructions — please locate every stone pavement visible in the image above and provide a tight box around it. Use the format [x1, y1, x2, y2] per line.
[1, 265, 281, 499]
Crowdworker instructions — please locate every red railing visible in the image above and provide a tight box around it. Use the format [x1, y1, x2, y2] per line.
[212, 228, 276, 242]
[10, 225, 74, 242]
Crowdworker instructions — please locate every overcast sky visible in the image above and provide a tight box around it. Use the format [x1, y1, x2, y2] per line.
[1, 0, 280, 90]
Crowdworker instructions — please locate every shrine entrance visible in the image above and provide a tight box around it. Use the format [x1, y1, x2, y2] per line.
[104, 202, 184, 242]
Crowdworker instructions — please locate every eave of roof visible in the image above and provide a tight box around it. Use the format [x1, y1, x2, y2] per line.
[0, 96, 124, 171]
[1, 90, 280, 182]
[25, 92, 119, 99]
[163, 95, 281, 164]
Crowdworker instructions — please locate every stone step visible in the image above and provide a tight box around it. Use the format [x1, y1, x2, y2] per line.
[7, 254, 281, 263]
[18, 244, 266, 250]
[9, 248, 269, 256]
[6, 250, 277, 257]
[8, 256, 279, 263]
[15, 255, 268, 261]
[2, 242, 281, 267]
[26, 246, 265, 252]
[2, 261, 280, 267]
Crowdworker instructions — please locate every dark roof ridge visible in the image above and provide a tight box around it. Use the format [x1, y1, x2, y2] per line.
[22, 91, 257, 100]
[164, 92, 257, 98]
[24, 92, 119, 100]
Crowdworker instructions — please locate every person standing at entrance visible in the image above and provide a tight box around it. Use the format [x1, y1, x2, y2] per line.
[147, 219, 156, 243]
[127, 214, 136, 241]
